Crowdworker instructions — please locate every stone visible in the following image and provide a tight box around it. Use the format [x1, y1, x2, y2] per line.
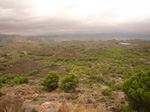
[38, 102, 60, 112]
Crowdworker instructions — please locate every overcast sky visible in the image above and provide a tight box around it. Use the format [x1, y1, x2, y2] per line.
[0, 0, 150, 35]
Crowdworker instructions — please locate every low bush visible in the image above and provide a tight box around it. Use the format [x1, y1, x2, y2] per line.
[41, 71, 59, 91]
[0, 65, 6, 71]
[0, 74, 28, 85]
[98, 84, 101, 88]
[101, 87, 113, 96]
[28, 68, 39, 76]
[107, 79, 116, 86]
[112, 73, 117, 78]
[0, 75, 11, 84]
[19, 76, 28, 84]
[0, 81, 2, 88]
[88, 74, 104, 83]
[66, 66, 73, 72]
[59, 72, 79, 93]
[13, 77, 20, 85]
[112, 83, 122, 90]
[88, 82, 93, 88]
[13, 76, 28, 85]
[119, 104, 131, 112]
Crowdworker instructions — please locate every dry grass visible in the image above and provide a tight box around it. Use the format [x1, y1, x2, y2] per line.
[0, 95, 23, 112]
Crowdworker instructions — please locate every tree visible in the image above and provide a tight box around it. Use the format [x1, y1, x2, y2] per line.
[59, 72, 79, 93]
[41, 71, 59, 91]
[122, 71, 150, 111]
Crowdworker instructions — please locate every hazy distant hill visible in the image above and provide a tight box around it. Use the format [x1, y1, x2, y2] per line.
[31, 33, 150, 40]
[0, 34, 54, 44]
[0, 33, 150, 45]
[0, 34, 30, 44]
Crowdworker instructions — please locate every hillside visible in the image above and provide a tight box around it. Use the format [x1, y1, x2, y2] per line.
[0, 34, 30, 44]
[0, 39, 150, 112]
[0, 34, 54, 44]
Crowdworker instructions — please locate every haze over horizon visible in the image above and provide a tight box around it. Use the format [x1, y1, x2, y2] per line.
[0, 0, 150, 36]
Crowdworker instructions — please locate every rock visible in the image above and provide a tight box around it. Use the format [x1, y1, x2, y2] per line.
[32, 93, 39, 99]
[59, 103, 74, 112]
[38, 102, 107, 112]
[38, 102, 61, 112]
[22, 103, 39, 112]
[97, 104, 106, 111]
[25, 99, 32, 103]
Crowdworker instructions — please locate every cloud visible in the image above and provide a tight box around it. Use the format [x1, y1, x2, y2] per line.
[0, 0, 150, 35]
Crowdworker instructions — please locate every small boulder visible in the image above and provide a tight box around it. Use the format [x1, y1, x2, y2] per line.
[38, 102, 60, 112]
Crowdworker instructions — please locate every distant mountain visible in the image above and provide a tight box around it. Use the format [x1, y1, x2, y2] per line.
[0, 33, 150, 45]
[30, 33, 150, 40]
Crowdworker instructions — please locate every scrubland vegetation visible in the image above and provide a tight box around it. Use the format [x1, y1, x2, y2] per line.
[0, 39, 150, 112]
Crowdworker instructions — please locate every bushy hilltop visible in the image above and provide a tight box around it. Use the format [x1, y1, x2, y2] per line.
[0, 38, 150, 112]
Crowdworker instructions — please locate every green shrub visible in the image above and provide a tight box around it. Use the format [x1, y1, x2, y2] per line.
[0, 65, 6, 71]
[119, 104, 131, 112]
[13, 77, 20, 85]
[66, 66, 73, 72]
[0, 81, 2, 88]
[5, 79, 11, 85]
[88, 82, 93, 88]
[11, 74, 17, 79]
[1, 53, 7, 57]
[59, 72, 79, 93]
[101, 87, 113, 96]
[28, 68, 39, 76]
[107, 79, 116, 86]
[13, 76, 28, 85]
[41, 71, 59, 91]
[112, 83, 122, 90]
[98, 84, 101, 88]
[122, 71, 150, 112]
[112, 73, 117, 78]
[0, 75, 11, 84]
[0, 74, 28, 85]
[38, 53, 53, 56]
[19, 76, 28, 84]
[88, 74, 104, 83]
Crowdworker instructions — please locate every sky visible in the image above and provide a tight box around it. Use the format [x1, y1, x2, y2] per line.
[0, 0, 150, 36]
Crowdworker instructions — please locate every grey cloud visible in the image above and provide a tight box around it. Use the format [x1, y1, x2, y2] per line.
[0, 0, 35, 20]
[0, 17, 150, 35]
[0, 0, 150, 35]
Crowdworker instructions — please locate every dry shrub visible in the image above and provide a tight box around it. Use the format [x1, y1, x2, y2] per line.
[0, 95, 23, 112]
[59, 103, 74, 112]
[59, 103, 104, 112]
[38, 102, 105, 112]
[22, 103, 39, 112]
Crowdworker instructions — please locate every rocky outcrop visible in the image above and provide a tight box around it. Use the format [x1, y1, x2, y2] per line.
[38, 102, 61, 112]
[38, 102, 104, 112]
